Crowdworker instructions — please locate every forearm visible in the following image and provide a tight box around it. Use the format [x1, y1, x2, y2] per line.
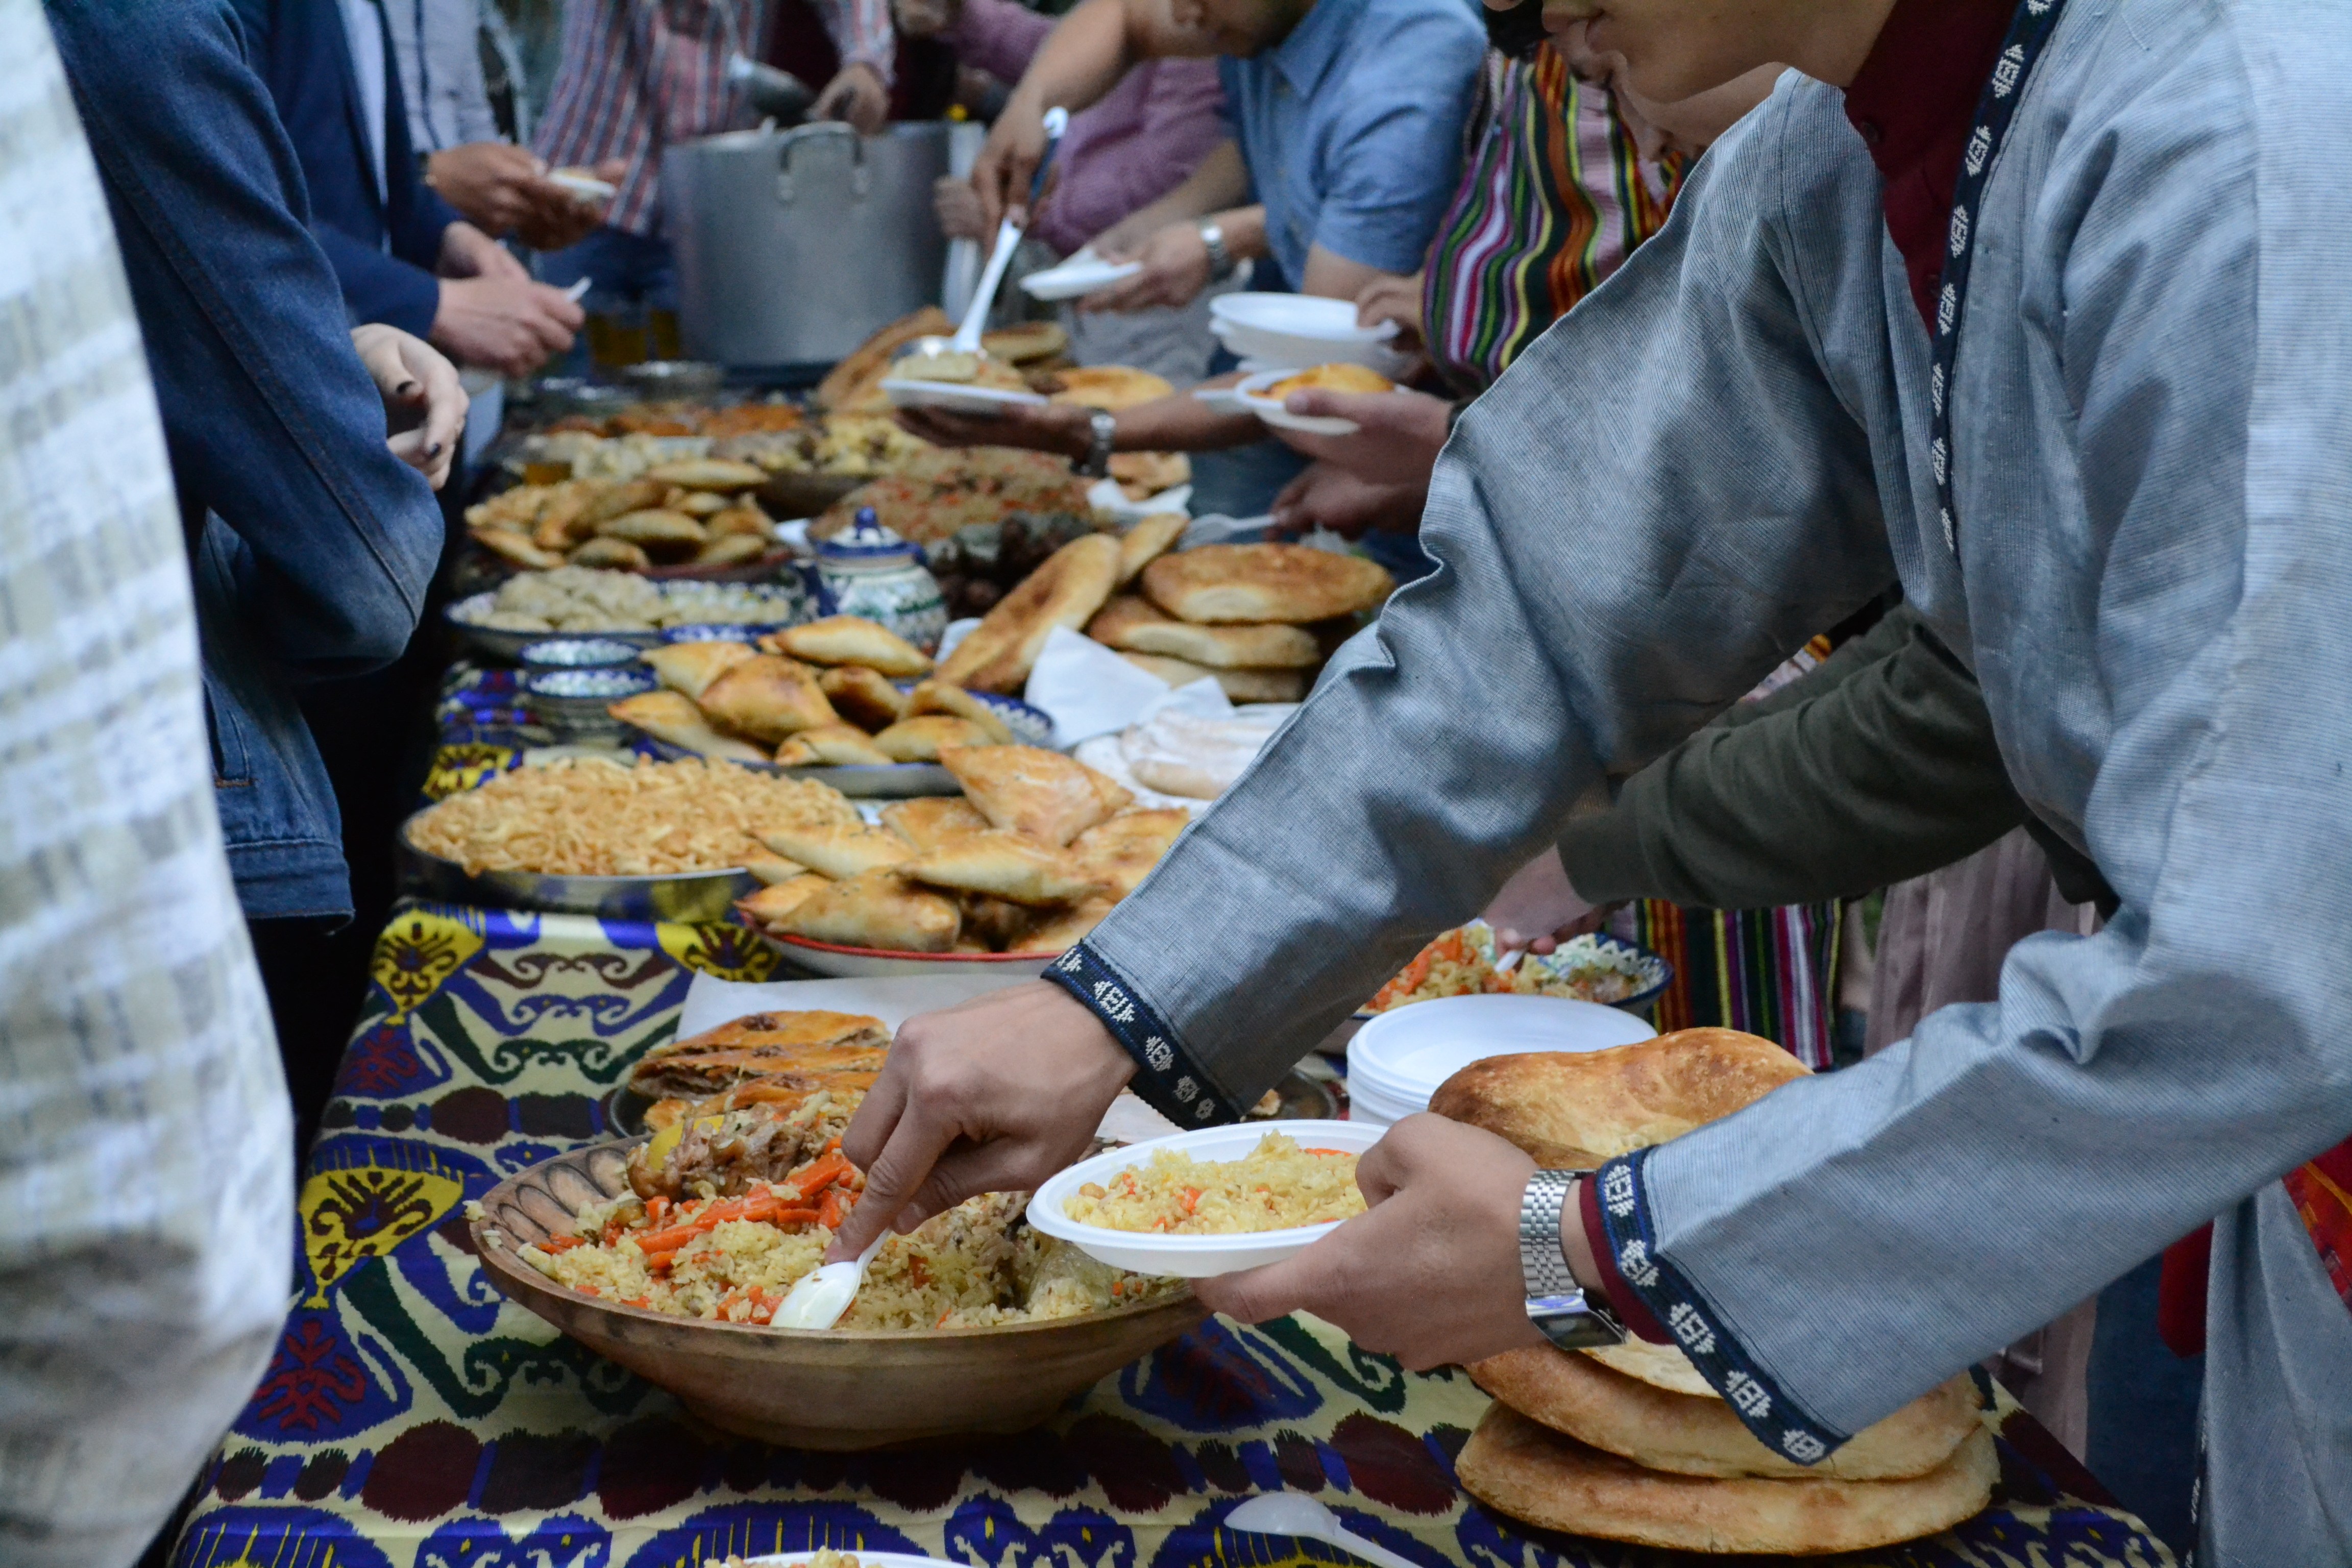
[1111, 385, 1264, 452]
[949, 0, 1057, 85]
[1002, 0, 1147, 124]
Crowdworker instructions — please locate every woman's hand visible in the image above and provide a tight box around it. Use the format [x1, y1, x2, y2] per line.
[1353, 272, 1426, 355]
[893, 400, 1092, 455]
[1269, 462, 1425, 538]
[1484, 846, 1608, 953]
[1195, 1114, 1548, 1371]
[934, 176, 990, 243]
[350, 325, 468, 490]
[1267, 387, 1452, 484]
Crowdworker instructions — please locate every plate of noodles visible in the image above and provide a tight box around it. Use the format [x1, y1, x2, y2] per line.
[1027, 1121, 1384, 1278]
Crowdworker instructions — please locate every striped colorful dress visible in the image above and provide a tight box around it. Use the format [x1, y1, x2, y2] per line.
[1422, 43, 1685, 394]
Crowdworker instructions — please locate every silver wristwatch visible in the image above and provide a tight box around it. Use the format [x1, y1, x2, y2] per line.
[1520, 1170, 1626, 1350]
[1198, 220, 1236, 283]
[1073, 409, 1117, 479]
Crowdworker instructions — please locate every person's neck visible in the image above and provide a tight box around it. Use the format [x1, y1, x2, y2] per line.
[1774, 0, 1901, 88]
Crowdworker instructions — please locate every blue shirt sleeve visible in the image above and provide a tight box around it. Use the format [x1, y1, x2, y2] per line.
[1307, 8, 1484, 273]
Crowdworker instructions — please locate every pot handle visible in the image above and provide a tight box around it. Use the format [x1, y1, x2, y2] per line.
[776, 122, 870, 204]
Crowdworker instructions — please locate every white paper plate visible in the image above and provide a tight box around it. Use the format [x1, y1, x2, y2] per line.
[548, 170, 617, 202]
[1234, 369, 1408, 437]
[1028, 1119, 1383, 1278]
[1191, 384, 1251, 416]
[1021, 252, 1144, 301]
[1346, 995, 1656, 1114]
[1209, 293, 1397, 342]
[880, 377, 1049, 414]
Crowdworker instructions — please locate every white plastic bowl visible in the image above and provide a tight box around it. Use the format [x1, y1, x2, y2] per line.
[1209, 293, 1409, 376]
[1028, 1119, 1383, 1278]
[1346, 995, 1656, 1118]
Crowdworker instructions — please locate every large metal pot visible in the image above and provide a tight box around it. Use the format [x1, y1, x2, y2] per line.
[665, 121, 951, 372]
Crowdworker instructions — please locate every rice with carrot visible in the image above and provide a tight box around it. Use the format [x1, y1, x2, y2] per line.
[523, 1143, 1181, 1329]
[1062, 1132, 1365, 1235]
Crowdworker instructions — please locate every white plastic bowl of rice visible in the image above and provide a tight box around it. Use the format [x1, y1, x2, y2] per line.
[1028, 1121, 1384, 1278]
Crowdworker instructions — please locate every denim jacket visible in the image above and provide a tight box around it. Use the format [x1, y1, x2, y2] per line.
[46, 0, 446, 919]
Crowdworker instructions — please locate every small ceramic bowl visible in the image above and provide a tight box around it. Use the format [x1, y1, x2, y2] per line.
[660, 622, 781, 644]
[522, 665, 658, 742]
[519, 636, 644, 672]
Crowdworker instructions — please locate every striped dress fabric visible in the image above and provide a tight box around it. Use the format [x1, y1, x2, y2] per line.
[533, 0, 893, 237]
[1422, 43, 1684, 395]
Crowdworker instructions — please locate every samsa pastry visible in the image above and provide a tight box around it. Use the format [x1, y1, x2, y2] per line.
[474, 527, 566, 571]
[671, 489, 732, 517]
[901, 831, 1099, 906]
[902, 679, 1014, 744]
[642, 639, 757, 699]
[760, 822, 912, 880]
[775, 724, 894, 767]
[955, 892, 1034, 950]
[870, 714, 997, 762]
[733, 873, 834, 932]
[596, 508, 706, 558]
[1017, 895, 1118, 953]
[579, 476, 669, 528]
[566, 536, 653, 572]
[695, 655, 840, 743]
[817, 665, 907, 731]
[880, 796, 990, 851]
[771, 868, 962, 953]
[694, 534, 771, 568]
[643, 457, 767, 491]
[940, 743, 1123, 846]
[766, 615, 934, 677]
[605, 690, 770, 764]
[1069, 808, 1187, 897]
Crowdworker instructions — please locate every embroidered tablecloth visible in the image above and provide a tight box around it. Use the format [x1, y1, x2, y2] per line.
[170, 904, 2173, 1568]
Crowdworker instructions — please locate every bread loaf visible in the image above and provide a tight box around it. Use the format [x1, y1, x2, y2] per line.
[1141, 543, 1393, 625]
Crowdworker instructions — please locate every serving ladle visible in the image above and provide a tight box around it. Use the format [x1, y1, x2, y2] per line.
[1221, 1494, 1425, 1568]
[901, 107, 1071, 372]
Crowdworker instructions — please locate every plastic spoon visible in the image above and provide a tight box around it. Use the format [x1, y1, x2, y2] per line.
[769, 1229, 888, 1331]
[1221, 1495, 1423, 1568]
[947, 106, 1070, 355]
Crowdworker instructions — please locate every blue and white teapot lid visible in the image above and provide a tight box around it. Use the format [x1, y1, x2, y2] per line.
[817, 508, 918, 566]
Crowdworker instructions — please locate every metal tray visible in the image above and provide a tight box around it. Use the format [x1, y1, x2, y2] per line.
[398, 814, 760, 923]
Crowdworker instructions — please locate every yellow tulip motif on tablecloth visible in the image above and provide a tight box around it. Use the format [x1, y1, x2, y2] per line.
[371, 907, 487, 1025]
[657, 919, 783, 983]
[422, 740, 518, 801]
[299, 1144, 469, 1307]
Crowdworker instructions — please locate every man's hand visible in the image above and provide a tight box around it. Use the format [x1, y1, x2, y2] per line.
[813, 63, 892, 134]
[514, 156, 623, 253]
[437, 219, 530, 283]
[972, 101, 1050, 230]
[1267, 386, 1452, 482]
[350, 325, 468, 489]
[894, 399, 1092, 455]
[1352, 273, 1426, 355]
[934, 175, 990, 242]
[1484, 845, 1608, 953]
[426, 143, 552, 238]
[1195, 1115, 1548, 1370]
[431, 275, 584, 378]
[1083, 220, 1211, 313]
[894, 0, 963, 39]
[829, 982, 1137, 1259]
[1269, 463, 1426, 539]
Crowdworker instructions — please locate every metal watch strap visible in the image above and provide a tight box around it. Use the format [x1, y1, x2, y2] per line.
[1520, 1170, 1627, 1350]
[1199, 221, 1235, 283]
[1074, 409, 1117, 480]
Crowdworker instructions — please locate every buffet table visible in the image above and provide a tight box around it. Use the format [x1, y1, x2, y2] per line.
[166, 902, 2176, 1568]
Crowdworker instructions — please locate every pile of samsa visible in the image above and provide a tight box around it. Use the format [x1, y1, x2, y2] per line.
[1434, 1031, 1998, 1556]
[737, 745, 1187, 955]
[610, 615, 1017, 768]
[467, 457, 781, 574]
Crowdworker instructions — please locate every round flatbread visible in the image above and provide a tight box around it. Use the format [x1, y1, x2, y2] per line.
[1469, 1347, 1979, 1481]
[1456, 1403, 1996, 1556]
[1141, 543, 1393, 625]
[1050, 365, 1176, 411]
[1582, 1339, 1721, 1400]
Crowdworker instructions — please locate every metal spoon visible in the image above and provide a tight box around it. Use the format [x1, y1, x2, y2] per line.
[769, 1229, 887, 1331]
[1221, 1495, 1423, 1568]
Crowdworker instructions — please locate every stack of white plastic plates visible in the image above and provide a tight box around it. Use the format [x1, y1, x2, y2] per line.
[1346, 995, 1657, 1129]
[1209, 293, 1412, 377]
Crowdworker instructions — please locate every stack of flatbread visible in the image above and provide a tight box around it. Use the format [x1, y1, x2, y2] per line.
[1433, 1031, 1998, 1555]
[608, 614, 1026, 769]
[732, 743, 1189, 955]
[1085, 542, 1394, 703]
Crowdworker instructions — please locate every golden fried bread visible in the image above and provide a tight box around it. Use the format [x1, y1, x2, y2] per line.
[1108, 451, 1190, 502]
[705, 505, 775, 540]
[760, 822, 912, 880]
[1142, 543, 1394, 625]
[605, 691, 770, 763]
[1468, 1349, 1978, 1482]
[937, 533, 1122, 693]
[695, 655, 840, 743]
[774, 724, 894, 767]
[817, 665, 908, 731]
[1069, 808, 1188, 897]
[1455, 1404, 1995, 1556]
[771, 868, 961, 953]
[768, 615, 934, 677]
[597, 508, 707, 551]
[1016, 894, 1118, 952]
[642, 640, 757, 699]
[1115, 513, 1188, 585]
[734, 873, 834, 931]
[531, 480, 603, 549]
[941, 743, 1117, 846]
[901, 831, 1099, 907]
[579, 477, 668, 527]
[627, 1009, 890, 1099]
[1090, 593, 1318, 668]
[871, 714, 997, 762]
[1048, 365, 1173, 410]
[566, 537, 652, 572]
[474, 527, 566, 571]
[881, 796, 990, 851]
[903, 679, 1014, 743]
[644, 458, 766, 491]
[671, 489, 731, 517]
[1085, 594, 1169, 647]
[693, 534, 770, 568]
[1116, 652, 1310, 704]
[1428, 1028, 1810, 1168]
[982, 321, 1070, 364]
[1266, 362, 1396, 398]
